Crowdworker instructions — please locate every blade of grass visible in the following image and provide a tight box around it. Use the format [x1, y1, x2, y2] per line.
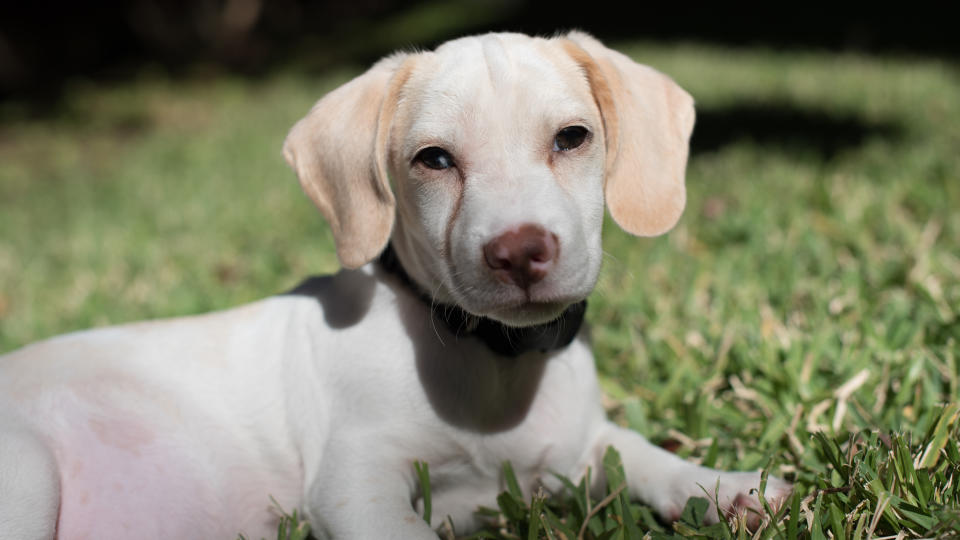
[415, 461, 432, 525]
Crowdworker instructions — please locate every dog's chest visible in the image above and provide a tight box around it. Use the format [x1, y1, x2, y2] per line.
[301, 275, 605, 455]
[292, 273, 609, 529]
[402, 340, 606, 530]
[323, 282, 605, 442]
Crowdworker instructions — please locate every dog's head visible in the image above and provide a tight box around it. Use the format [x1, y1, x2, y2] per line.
[284, 32, 694, 327]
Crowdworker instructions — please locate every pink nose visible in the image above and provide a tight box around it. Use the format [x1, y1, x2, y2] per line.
[483, 224, 559, 290]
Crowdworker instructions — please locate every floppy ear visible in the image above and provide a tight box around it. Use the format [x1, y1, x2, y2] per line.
[563, 31, 695, 236]
[283, 54, 415, 268]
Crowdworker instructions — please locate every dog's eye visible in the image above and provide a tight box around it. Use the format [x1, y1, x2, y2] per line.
[553, 126, 589, 152]
[414, 147, 455, 170]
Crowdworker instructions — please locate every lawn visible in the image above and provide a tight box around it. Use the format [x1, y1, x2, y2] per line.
[1, 34, 958, 539]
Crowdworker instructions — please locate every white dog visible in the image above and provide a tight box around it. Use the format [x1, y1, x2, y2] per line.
[0, 32, 789, 539]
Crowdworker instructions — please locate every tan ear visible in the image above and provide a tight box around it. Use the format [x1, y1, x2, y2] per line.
[563, 31, 695, 236]
[283, 54, 415, 268]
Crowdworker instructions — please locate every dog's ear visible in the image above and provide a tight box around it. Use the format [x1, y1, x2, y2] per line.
[562, 31, 695, 237]
[283, 54, 415, 268]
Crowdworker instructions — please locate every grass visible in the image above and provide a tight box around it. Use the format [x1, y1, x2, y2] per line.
[1, 35, 958, 539]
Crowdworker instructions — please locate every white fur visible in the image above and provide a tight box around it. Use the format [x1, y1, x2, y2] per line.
[0, 32, 788, 540]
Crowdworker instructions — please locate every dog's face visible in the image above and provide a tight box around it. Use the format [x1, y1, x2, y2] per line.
[284, 32, 695, 327]
[386, 35, 607, 326]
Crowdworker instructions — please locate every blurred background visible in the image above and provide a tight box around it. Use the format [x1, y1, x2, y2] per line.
[1, 1, 958, 104]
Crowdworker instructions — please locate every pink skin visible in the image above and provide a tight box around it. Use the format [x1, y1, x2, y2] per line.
[56, 421, 207, 539]
[45, 393, 298, 540]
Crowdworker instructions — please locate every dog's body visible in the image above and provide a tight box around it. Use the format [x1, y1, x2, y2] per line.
[0, 32, 788, 539]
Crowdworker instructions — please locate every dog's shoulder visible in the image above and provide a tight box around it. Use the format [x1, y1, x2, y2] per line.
[282, 263, 423, 330]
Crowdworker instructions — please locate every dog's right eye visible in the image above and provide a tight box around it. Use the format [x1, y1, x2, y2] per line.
[414, 147, 455, 170]
[554, 126, 589, 152]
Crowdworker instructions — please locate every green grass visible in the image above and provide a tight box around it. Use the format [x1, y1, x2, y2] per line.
[1, 37, 958, 539]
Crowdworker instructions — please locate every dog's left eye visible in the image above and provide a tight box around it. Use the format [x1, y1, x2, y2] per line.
[414, 147, 455, 170]
[553, 126, 589, 152]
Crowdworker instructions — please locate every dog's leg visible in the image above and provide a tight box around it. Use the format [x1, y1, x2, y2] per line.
[304, 444, 439, 540]
[420, 481, 500, 534]
[592, 423, 791, 525]
[0, 426, 60, 540]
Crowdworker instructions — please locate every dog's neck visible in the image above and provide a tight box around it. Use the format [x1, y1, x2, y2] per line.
[378, 244, 586, 357]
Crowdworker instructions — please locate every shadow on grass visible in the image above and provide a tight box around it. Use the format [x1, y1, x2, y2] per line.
[690, 102, 902, 159]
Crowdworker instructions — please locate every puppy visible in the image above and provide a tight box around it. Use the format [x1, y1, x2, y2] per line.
[0, 32, 789, 539]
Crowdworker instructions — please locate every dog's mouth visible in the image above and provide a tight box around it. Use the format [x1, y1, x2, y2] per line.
[452, 276, 595, 328]
[481, 298, 580, 327]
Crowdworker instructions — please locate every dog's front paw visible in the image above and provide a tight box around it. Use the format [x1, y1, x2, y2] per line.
[706, 471, 792, 528]
[656, 469, 791, 529]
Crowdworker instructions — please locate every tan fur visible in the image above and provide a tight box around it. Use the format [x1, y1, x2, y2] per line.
[564, 31, 695, 237]
[282, 54, 416, 269]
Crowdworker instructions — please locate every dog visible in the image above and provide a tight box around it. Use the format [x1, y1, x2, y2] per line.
[0, 31, 790, 539]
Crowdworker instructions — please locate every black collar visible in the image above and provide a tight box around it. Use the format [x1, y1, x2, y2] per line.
[378, 244, 586, 357]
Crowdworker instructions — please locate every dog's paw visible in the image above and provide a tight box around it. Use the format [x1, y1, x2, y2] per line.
[655, 469, 791, 529]
[710, 471, 792, 528]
